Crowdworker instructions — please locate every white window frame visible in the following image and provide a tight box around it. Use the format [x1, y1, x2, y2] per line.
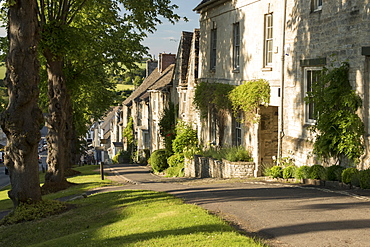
[180, 91, 187, 117]
[233, 22, 240, 70]
[264, 13, 273, 67]
[312, 0, 322, 12]
[235, 119, 242, 146]
[304, 67, 321, 124]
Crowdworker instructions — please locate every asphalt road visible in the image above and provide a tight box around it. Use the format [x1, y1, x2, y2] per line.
[0, 166, 9, 190]
[107, 164, 370, 247]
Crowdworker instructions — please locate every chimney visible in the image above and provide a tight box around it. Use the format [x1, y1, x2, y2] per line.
[146, 59, 158, 77]
[158, 53, 176, 73]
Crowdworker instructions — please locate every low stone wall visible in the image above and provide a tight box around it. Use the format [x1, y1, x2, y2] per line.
[185, 155, 256, 178]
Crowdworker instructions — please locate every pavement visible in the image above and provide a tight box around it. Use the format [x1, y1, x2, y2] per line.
[104, 163, 370, 247]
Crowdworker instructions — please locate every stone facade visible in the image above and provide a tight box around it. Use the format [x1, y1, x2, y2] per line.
[193, 0, 370, 170]
[283, 0, 370, 168]
[193, 0, 284, 171]
[102, 0, 370, 172]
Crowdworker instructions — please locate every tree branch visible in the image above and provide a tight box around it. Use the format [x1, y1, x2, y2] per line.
[36, 0, 46, 27]
[67, 0, 88, 25]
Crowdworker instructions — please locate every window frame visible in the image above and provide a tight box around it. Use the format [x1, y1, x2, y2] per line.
[312, 0, 322, 12]
[233, 22, 240, 71]
[264, 13, 273, 68]
[304, 67, 321, 124]
[235, 119, 242, 146]
[210, 28, 217, 71]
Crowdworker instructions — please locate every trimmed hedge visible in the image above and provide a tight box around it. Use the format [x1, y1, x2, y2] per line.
[149, 149, 170, 172]
[294, 165, 311, 179]
[359, 169, 370, 189]
[283, 165, 297, 179]
[326, 165, 345, 181]
[309, 165, 327, 180]
[341, 168, 359, 185]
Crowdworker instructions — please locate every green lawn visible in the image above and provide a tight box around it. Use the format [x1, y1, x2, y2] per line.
[0, 166, 265, 247]
[116, 83, 135, 91]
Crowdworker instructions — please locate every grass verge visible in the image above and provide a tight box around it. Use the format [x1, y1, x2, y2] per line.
[0, 165, 116, 211]
[0, 165, 265, 247]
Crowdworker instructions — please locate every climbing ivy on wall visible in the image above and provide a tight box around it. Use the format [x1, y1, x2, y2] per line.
[228, 79, 270, 123]
[123, 117, 134, 144]
[158, 102, 177, 153]
[123, 116, 135, 161]
[193, 81, 234, 117]
[305, 62, 365, 164]
[193, 81, 235, 146]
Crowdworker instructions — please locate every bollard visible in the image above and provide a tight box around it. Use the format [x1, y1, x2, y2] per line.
[100, 162, 104, 180]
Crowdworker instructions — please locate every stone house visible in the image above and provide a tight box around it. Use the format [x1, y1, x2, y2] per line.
[119, 30, 199, 161]
[122, 53, 176, 157]
[283, 0, 370, 169]
[192, 0, 370, 169]
[89, 106, 121, 163]
[193, 0, 283, 174]
[177, 30, 201, 128]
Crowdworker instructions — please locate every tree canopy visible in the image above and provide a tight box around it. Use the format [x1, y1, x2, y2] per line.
[0, 0, 183, 205]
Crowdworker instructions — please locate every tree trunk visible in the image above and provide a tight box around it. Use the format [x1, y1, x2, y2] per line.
[43, 51, 70, 191]
[69, 121, 80, 167]
[0, 0, 43, 207]
[65, 91, 74, 169]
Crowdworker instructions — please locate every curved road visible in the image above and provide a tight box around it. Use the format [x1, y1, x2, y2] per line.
[107, 164, 370, 247]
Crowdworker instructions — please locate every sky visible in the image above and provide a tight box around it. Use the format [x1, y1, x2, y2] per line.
[0, 1, 201, 57]
[142, 0, 201, 58]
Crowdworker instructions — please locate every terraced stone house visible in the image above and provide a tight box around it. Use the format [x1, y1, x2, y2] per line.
[192, 0, 370, 170]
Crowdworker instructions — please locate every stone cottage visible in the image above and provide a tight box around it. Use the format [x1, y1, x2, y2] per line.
[122, 53, 176, 157]
[120, 30, 200, 161]
[192, 0, 370, 169]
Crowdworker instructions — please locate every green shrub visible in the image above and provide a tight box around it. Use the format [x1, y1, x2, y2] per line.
[167, 153, 185, 167]
[294, 165, 310, 179]
[200, 146, 253, 162]
[283, 165, 297, 179]
[1, 200, 67, 225]
[225, 146, 253, 162]
[351, 171, 361, 187]
[166, 153, 185, 177]
[359, 169, 370, 189]
[201, 147, 224, 161]
[309, 165, 327, 180]
[172, 121, 198, 154]
[261, 163, 275, 176]
[326, 165, 345, 181]
[112, 150, 130, 164]
[270, 166, 283, 178]
[165, 164, 185, 177]
[341, 167, 359, 185]
[148, 149, 170, 173]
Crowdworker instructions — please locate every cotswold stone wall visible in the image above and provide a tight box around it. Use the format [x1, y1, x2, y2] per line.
[185, 155, 256, 178]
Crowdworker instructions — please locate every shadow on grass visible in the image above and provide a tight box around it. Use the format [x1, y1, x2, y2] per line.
[89, 224, 242, 246]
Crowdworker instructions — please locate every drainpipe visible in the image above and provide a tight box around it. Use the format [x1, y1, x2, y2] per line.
[277, 0, 288, 163]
